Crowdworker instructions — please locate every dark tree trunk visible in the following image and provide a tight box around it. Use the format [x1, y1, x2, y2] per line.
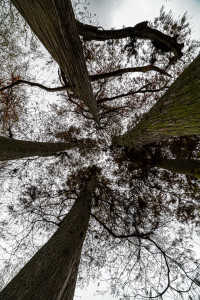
[113, 54, 200, 148]
[76, 20, 183, 59]
[0, 136, 84, 161]
[0, 180, 96, 300]
[154, 159, 200, 177]
[11, 0, 99, 123]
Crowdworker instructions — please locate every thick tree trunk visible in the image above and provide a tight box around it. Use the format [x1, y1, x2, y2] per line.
[155, 159, 200, 177]
[11, 0, 99, 123]
[113, 54, 200, 148]
[0, 180, 95, 300]
[76, 20, 183, 59]
[0, 136, 83, 161]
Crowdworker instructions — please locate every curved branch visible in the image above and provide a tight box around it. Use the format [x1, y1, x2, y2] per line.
[0, 66, 169, 94]
[145, 237, 198, 297]
[91, 213, 150, 239]
[77, 20, 184, 59]
[98, 82, 168, 103]
[90, 65, 171, 81]
[0, 79, 72, 93]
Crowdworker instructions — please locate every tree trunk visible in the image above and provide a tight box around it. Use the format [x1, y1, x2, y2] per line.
[154, 159, 200, 177]
[0, 136, 84, 161]
[0, 180, 95, 300]
[11, 0, 99, 123]
[113, 54, 200, 148]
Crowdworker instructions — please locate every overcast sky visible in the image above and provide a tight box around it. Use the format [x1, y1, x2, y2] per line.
[75, 1, 200, 299]
[88, 0, 200, 39]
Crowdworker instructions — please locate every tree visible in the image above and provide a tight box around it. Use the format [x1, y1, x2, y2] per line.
[0, 136, 95, 161]
[0, 172, 98, 300]
[10, 0, 99, 123]
[113, 53, 200, 148]
[0, 1, 200, 299]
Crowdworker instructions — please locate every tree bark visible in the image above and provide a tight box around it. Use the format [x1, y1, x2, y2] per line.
[113, 54, 200, 148]
[0, 180, 96, 300]
[154, 159, 200, 177]
[0, 136, 85, 161]
[11, 0, 99, 123]
[76, 20, 183, 59]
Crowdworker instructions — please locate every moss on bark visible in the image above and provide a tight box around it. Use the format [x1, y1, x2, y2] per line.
[113, 54, 200, 148]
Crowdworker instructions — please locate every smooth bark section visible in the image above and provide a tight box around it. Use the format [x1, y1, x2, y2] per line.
[0, 137, 82, 161]
[77, 20, 183, 59]
[113, 54, 200, 148]
[0, 181, 95, 300]
[155, 159, 200, 177]
[11, 0, 99, 123]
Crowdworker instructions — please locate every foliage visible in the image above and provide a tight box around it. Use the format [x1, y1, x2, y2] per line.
[0, 1, 200, 299]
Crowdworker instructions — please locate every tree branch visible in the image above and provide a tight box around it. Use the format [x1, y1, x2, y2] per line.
[98, 82, 168, 103]
[0, 79, 72, 93]
[90, 65, 171, 81]
[77, 20, 184, 59]
[11, 0, 99, 123]
[91, 213, 150, 239]
[0, 65, 170, 94]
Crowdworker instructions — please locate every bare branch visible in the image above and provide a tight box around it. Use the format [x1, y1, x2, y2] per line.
[91, 213, 149, 239]
[98, 82, 168, 103]
[90, 65, 171, 81]
[0, 79, 72, 93]
[11, 0, 99, 123]
[77, 20, 184, 59]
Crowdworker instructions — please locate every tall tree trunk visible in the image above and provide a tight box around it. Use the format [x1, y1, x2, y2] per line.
[154, 159, 200, 177]
[11, 0, 99, 123]
[0, 136, 85, 161]
[0, 180, 96, 300]
[113, 54, 200, 148]
[129, 156, 200, 177]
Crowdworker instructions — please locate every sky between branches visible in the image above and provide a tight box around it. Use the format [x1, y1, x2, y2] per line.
[75, 0, 200, 299]
[88, 0, 200, 40]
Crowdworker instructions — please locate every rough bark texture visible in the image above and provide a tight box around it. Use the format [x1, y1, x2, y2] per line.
[0, 181, 95, 300]
[0, 136, 82, 161]
[155, 159, 200, 177]
[113, 54, 200, 148]
[11, 0, 99, 123]
[77, 20, 183, 59]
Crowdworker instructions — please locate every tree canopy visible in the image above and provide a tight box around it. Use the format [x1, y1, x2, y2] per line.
[0, 1, 200, 299]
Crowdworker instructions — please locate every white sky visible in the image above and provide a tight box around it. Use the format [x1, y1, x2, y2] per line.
[75, 0, 200, 299]
[88, 0, 200, 39]
[90, 0, 200, 38]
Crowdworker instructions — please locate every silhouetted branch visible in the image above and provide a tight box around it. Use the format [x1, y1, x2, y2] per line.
[91, 213, 150, 239]
[77, 20, 184, 59]
[90, 65, 171, 81]
[0, 79, 72, 93]
[98, 82, 169, 103]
